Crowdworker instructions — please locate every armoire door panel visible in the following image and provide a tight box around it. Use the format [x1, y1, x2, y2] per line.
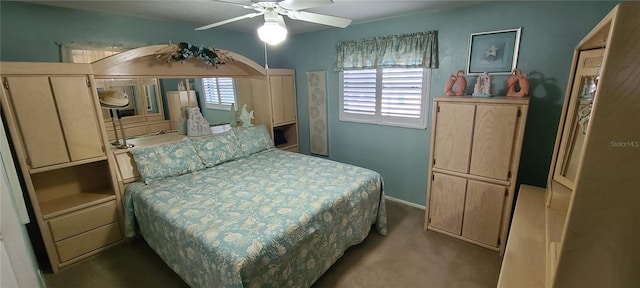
[269, 76, 285, 124]
[469, 105, 518, 180]
[50, 77, 104, 161]
[462, 180, 506, 247]
[428, 173, 467, 235]
[433, 103, 475, 173]
[5, 76, 70, 168]
[282, 75, 296, 123]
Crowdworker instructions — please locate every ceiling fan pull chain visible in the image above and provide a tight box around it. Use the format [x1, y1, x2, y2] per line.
[264, 42, 269, 69]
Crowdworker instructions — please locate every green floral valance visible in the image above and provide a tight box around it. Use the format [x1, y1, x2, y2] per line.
[335, 31, 438, 71]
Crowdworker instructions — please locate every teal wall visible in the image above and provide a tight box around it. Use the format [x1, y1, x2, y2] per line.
[0, 1, 618, 206]
[0, 1, 265, 124]
[273, 1, 617, 205]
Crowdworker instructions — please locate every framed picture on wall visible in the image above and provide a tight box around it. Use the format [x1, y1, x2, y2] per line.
[466, 27, 522, 75]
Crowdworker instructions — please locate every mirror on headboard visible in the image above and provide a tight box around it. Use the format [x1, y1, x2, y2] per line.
[95, 78, 162, 121]
[91, 44, 269, 141]
[159, 77, 255, 125]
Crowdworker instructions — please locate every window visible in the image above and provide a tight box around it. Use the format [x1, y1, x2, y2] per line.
[202, 77, 236, 110]
[60, 44, 128, 63]
[340, 67, 430, 129]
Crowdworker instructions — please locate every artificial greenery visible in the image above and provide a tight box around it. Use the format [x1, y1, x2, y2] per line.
[156, 42, 230, 67]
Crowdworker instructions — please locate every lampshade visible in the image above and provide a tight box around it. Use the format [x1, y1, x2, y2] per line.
[98, 90, 129, 108]
[258, 14, 287, 46]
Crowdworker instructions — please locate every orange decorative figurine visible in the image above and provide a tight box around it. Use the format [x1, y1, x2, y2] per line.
[445, 70, 467, 96]
[506, 68, 529, 97]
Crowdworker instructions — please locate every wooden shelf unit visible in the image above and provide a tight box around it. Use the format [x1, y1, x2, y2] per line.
[40, 191, 116, 220]
[274, 122, 299, 152]
[0, 62, 124, 272]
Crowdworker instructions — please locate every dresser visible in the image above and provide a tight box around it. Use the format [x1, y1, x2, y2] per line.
[498, 3, 640, 287]
[0, 62, 123, 272]
[425, 96, 529, 254]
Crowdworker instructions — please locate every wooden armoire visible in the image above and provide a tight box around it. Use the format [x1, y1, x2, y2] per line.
[425, 96, 529, 254]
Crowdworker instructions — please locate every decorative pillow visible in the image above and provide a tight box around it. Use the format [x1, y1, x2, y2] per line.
[129, 138, 205, 184]
[190, 130, 243, 168]
[233, 125, 275, 156]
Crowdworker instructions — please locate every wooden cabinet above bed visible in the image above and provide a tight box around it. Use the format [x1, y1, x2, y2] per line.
[0, 62, 124, 272]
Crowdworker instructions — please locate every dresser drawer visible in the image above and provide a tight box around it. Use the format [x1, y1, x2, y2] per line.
[48, 201, 118, 241]
[148, 121, 170, 133]
[55, 222, 122, 263]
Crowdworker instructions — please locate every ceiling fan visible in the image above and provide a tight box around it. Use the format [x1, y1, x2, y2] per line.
[195, 0, 352, 45]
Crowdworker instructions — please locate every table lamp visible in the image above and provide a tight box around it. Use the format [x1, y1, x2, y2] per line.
[98, 90, 134, 149]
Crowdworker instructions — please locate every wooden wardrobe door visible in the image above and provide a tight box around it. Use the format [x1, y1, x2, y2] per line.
[5, 76, 70, 168]
[469, 104, 519, 180]
[281, 75, 296, 123]
[428, 173, 467, 235]
[270, 75, 296, 125]
[462, 180, 506, 247]
[269, 76, 285, 125]
[50, 76, 104, 161]
[432, 103, 475, 173]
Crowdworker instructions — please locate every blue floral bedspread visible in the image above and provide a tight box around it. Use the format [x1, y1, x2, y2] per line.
[124, 149, 387, 288]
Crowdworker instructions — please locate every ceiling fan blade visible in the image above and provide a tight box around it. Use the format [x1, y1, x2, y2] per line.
[278, 0, 334, 11]
[286, 10, 352, 28]
[214, 0, 253, 9]
[195, 12, 264, 30]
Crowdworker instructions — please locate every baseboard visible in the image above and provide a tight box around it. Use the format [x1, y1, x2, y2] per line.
[384, 195, 425, 210]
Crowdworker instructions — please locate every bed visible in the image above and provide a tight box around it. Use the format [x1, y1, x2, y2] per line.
[123, 127, 387, 287]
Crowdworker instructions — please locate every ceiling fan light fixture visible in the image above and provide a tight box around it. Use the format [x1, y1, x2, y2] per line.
[258, 22, 287, 45]
[258, 12, 288, 46]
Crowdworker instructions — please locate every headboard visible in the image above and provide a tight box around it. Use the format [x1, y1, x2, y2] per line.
[92, 45, 269, 203]
[91, 44, 267, 77]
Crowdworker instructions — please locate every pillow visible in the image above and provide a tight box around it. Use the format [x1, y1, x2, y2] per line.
[129, 138, 205, 184]
[190, 130, 243, 168]
[233, 125, 275, 156]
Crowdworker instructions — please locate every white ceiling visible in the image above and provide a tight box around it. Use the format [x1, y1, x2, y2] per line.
[18, 0, 482, 35]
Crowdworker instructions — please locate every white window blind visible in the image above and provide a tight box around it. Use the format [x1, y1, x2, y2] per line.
[203, 77, 236, 109]
[60, 44, 127, 63]
[340, 68, 429, 129]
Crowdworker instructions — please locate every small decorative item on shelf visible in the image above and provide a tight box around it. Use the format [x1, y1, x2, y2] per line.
[445, 70, 467, 96]
[472, 72, 493, 97]
[506, 68, 530, 97]
[579, 75, 598, 99]
[177, 107, 188, 135]
[239, 104, 254, 127]
[228, 103, 240, 127]
[177, 81, 186, 91]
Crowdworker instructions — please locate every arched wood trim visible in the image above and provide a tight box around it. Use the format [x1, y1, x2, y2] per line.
[91, 45, 266, 77]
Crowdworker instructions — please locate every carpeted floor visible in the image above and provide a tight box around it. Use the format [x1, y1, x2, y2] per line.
[44, 200, 502, 288]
